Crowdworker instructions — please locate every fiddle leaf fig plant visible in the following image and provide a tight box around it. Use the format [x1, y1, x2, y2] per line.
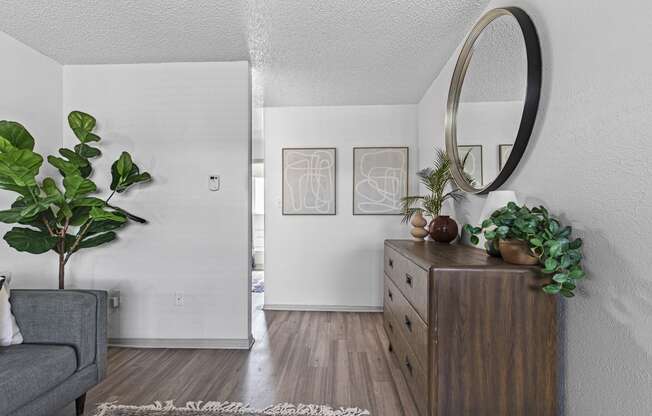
[464, 202, 585, 298]
[0, 111, 152, 289]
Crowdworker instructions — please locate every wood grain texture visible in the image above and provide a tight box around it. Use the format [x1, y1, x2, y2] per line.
[383, 240, 557, 416]
[435, 268, 557, 416]
[84, 297, 419, 416]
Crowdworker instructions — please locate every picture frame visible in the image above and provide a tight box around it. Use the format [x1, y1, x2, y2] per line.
[352, 147, 409, 215]
[499, 144, 513, 171]
[282, 148, 336, 215]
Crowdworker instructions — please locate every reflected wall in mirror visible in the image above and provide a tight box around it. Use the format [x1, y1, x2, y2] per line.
[445, 7, 541, 194]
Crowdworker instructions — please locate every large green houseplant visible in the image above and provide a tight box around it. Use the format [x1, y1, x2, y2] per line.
[0, 111, 151, 289]
[464, 202, 585, 297]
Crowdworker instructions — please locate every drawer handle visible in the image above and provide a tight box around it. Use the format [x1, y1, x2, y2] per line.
[404, 315, 412, 332]
[388, 258, 394, 268]
[388, 343, 393, 352]
[405, 357, 413, 375]
[388, 289, 393, 301]
[388, 322, 394, 332]
[405, 273, 413, 287]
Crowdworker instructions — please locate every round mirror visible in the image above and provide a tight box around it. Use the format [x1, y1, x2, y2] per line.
[445, 7, 541, 194]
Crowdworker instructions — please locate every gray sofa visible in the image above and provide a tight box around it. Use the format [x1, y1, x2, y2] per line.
[0, 290, 107, 416]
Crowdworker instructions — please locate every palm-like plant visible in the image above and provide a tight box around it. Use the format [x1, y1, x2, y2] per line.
[400, 148, 464, 223]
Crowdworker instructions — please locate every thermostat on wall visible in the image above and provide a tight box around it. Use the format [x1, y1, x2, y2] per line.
[209, 175, 221, 191]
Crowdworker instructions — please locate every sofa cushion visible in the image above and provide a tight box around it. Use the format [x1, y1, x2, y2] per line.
[0, 344, 77, 414]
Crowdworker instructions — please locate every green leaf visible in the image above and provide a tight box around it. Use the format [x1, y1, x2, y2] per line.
[562, 281, 577, 291]
[59, 148, 88, 167]
[42, 177, 64, 202]
[0, 149, 43, 187]
[542, 284, 561, 295]
[569, 269, 586, 280]
[530, 238, 543, 247]
[0, 121, 35, 150]
[107, 204, 147, 223]
[85, 219, 126, 236]
[116, 152, 133, 178]
[544, 258, 558, 272]
[89, 207, 127, 223]
[63, 175, 97, 199]
[569, 238, 583, 250]
[469, 235, 479, 245]
[548, 220, 560, 235]
[69, 206, 91, 226]
[70, 197, 105, 207]
[79, 231, 117, 249]
[0, 207, 24, 223]
[68, 111, 99, 143]
[552, 273, 569, 283]
[74, 143, 101, 158]
[481, 219, 493, 228]
[484, 230, 497, 241]
[3, 227, 57, 254]
[121, 172, 152, 189]
[68, 111, 96, 132]
[48, 155, 79, 177]
[560, 289, 575, 298]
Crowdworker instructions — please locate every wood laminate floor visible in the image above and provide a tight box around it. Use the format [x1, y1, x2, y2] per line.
[82, 295, 418, 416]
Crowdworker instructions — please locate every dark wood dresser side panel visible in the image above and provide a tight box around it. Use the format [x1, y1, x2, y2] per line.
[434, 268, 557, 416]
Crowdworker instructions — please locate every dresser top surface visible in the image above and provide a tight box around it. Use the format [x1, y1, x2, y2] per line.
[385, 239, 535, 271]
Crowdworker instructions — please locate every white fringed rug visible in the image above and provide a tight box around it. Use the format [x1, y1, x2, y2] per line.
[94, 401, 370, 416]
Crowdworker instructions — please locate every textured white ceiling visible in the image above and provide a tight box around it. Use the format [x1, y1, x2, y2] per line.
[0, 0, 489, 106]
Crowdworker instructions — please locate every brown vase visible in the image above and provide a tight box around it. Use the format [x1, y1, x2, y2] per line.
[498, 239, 539, 265]
[429, 215, 458, 243]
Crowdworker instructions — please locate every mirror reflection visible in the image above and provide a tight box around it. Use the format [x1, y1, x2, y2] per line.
[456, 14, 527, 188]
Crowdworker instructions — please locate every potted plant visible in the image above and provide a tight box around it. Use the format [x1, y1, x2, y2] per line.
[0, 111, 152, 289]
[400, 148, 464, 243]
[464, 202, 585, 297]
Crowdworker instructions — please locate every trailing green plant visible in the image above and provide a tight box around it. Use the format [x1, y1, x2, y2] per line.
[0, 111, 151, 289]
[400, 148, 464, 223]
[464, 202, 585, 298]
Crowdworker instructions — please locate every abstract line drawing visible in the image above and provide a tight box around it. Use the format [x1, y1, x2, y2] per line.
[353, 147, 408, 215]
[282, 148, 336, 215]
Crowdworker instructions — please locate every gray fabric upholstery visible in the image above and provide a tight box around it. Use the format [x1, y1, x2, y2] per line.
[2, 290, 108, 416]
[0, 344, 77, 414]
[8, 365, 99, 416]
[11, 290, 100, 369]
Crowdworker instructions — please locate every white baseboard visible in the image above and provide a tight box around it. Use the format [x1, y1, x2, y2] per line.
[263, 304, 383, 312]
[109, 336, 255, 350]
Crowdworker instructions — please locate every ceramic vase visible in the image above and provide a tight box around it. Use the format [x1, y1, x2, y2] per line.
[410, 212, 429, 240]
[429, 215, 458, 243]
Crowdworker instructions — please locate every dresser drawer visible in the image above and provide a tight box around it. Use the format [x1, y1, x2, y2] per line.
[384, 244, 429, 322]
[384, 274, 428, 369]
[384, 310, 428, 416]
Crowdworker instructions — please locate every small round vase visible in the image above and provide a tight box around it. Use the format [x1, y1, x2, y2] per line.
[498, 239, 539, 265]
[429, 215, 458, 243]
[410, 212, 429, 240]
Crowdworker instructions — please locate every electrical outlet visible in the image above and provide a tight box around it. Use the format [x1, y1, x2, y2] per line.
[175, 292, 184, 306]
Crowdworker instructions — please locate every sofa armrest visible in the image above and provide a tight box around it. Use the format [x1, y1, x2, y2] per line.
[10, 290, 107, 379]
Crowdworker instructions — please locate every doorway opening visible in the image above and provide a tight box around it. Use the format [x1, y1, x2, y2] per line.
[252, 160, 264, 307]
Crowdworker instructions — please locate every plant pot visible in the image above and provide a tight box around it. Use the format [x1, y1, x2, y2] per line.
[498, 239, 539, 265]
[429, 215, 458, 243]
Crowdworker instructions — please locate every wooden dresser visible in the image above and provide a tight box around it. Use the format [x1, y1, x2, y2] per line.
[383, 240, 557, 416]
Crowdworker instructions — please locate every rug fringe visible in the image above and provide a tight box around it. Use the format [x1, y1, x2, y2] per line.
[95, 401, 370, 415]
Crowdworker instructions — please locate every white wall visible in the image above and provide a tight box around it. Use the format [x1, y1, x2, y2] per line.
[63, 62, 252, 345]
[418, 1, 652, 414]
[0, 32, 62, 287]
[264, 105, 416, 310]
